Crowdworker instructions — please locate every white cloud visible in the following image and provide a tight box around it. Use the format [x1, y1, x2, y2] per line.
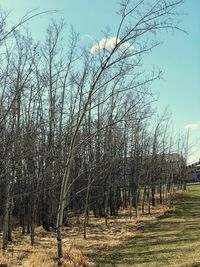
[185, 123, 199, 129]
[81, 34, 94, 41]
[90, 37, 131, 55]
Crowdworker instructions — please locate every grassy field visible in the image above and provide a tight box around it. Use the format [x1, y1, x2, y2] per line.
[90, 184, 200, 267]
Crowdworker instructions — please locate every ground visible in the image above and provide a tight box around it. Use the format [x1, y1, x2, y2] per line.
[90, 184, 200, 266]
[1, 185, 200, 266]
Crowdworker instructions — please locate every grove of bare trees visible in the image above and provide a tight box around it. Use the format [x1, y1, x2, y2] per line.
[0, 0, 188, 265]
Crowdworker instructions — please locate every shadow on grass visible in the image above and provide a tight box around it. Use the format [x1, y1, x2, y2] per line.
[89, 185, 200, 266]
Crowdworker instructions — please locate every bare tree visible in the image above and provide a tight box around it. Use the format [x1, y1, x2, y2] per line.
[0, 1, 186, 263]
[55, 0, 184, 262]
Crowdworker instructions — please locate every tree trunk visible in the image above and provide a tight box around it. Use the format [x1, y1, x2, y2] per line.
[83, 180, 91, 239]
[2, 181, 10, 251]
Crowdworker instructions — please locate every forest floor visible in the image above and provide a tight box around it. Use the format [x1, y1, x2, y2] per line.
[90, 184, 200, 267]
[1, 185, 200, 266]
[0, 196, 169, 266]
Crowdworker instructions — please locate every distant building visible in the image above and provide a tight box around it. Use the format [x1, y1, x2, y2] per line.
[186, 160, 200, 182]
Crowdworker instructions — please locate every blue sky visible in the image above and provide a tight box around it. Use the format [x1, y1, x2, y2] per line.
[0, 0, 199, 163]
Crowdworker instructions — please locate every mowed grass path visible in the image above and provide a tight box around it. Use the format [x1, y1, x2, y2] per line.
[91, 184, 200, 267]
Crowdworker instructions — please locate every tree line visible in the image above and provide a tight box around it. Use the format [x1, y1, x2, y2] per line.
[0, 0, 187, 264]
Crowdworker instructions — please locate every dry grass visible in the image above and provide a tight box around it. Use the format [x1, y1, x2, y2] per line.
[0, 200, 170, 266]
[22, 249, 88, 267]
[22, 252, 55, 267]
[0, 251, 8, 266]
